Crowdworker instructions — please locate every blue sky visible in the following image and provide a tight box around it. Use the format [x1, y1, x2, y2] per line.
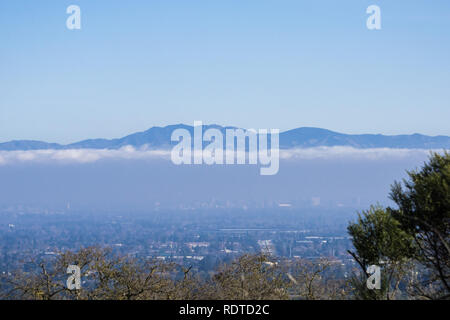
[0, 0, 449, 143]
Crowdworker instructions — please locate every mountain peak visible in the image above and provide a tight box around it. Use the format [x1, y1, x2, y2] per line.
[1, 125, 449, 151]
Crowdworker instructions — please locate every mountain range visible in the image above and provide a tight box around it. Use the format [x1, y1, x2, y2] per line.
[1, 124, 449, 151]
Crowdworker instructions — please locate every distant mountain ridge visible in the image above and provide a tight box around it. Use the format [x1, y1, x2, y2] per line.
[1, 124, 449, 151]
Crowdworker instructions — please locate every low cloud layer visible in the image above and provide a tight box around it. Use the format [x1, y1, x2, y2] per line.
[0, 146, 171, 165]
[279, 146, 435, 160]
[0, 146, 438, 166]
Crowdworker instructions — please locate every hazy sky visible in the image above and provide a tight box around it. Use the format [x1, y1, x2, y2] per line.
[1, 0, 449, 143]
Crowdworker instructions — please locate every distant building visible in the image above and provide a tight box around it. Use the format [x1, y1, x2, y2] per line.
[311, 197, 321, 206]
[278, 203, 292, 207]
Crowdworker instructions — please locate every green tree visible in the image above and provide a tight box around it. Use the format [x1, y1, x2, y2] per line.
[347, 205, 415, 299]
[390, 151, 450, 299]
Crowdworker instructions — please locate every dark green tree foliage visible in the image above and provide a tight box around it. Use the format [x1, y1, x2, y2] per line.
[390, 151, 450, 298]
[348, 206, 415, 267]
[347, 206, 415, 299]
[347, 152, 450, 299]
